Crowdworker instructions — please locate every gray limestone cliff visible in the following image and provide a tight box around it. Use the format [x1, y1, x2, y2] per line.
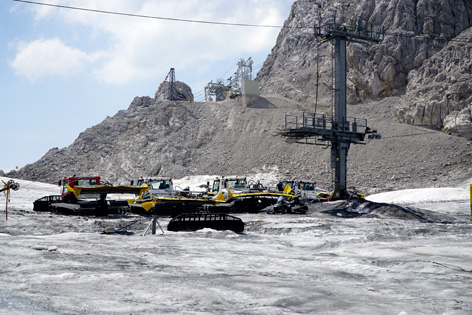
[257, 0, 472, 107]
[395, 27, 472, 138]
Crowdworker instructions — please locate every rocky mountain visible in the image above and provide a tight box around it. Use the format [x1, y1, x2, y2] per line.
[257, 0, 472, 127]
[9, 92, 472, 193]
[395, 26, 472, 138]
[8, 0, 472, 192]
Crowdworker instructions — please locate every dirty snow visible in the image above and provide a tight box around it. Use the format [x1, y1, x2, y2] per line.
[0, 176, 471, 314]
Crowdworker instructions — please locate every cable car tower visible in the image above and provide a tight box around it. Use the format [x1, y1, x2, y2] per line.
[282, 16, 383, 200]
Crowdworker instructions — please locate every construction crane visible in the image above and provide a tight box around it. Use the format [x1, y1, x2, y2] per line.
[282, 15, 383, 200]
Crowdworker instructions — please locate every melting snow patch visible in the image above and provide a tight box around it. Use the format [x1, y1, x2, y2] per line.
[366, 187, 469, 204]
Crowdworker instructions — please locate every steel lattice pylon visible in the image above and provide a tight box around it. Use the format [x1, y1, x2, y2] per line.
[204, 57, 254, 101]
[229, 57, 253, 95]
[168, 68, 176, 101]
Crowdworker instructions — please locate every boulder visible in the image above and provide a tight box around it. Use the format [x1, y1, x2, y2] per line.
[155, 81, 193, 102]
[444, 108, 472, 139]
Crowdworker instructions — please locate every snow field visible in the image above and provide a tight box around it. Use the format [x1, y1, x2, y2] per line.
[0, 175, 471, 314]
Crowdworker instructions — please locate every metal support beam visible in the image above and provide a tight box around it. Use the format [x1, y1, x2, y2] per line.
[334, 37, 347, 123]
[281, 16, 383, 200]
[332, 141, 350, 200]
[332, 37, 349, 199]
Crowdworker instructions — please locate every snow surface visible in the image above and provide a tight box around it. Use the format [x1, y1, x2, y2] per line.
[0, 176, 471, 314]
[366, 186, 471, 216]
[366, 187, 469, 205]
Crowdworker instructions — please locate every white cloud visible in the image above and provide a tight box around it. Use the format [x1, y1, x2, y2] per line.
[9, 38, 104, 82]
[31, 0, 61, 21]
[13, 0, 293, 85]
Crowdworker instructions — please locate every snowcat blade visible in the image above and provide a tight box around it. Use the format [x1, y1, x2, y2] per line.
[142, 201, 156, 212]
[214, 192, 226, 203]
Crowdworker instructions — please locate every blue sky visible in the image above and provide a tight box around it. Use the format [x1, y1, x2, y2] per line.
[0, 0, 293, 172]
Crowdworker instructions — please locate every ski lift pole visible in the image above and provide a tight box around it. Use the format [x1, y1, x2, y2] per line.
[1, 182, 10, 220]
[5, 188, 9, 221]
[1, 180, 20, 221]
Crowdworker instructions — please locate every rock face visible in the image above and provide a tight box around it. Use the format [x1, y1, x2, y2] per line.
[257, 0, 472, 106]
[395, 27, 472, 138]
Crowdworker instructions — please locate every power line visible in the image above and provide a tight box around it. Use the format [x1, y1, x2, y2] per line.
[384, 31, 472, 44]
[14, 0, 472, 44]
[13, 0, 286, 28]
[218, 62, 238, 80]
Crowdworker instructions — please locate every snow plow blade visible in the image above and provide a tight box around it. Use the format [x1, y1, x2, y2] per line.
[167, 213, 244, 233]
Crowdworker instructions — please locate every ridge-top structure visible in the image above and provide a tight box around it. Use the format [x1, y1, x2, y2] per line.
[282, 15, 384, 200]
[204, 57, 254, 101]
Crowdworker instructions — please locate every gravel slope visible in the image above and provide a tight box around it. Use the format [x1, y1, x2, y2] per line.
[10, 94, 472, 195]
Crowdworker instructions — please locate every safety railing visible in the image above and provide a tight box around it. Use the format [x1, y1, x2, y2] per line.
[284, 112, 367, 134]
